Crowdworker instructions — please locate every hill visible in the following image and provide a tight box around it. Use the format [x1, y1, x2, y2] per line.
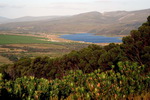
[0, 9, 150, 35]
[0, 16, 66, 24]
[0, 16, 10, 24]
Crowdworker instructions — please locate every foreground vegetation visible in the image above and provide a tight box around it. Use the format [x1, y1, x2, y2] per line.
[1, 62, 150, 99]
[0, 16, 150, 99]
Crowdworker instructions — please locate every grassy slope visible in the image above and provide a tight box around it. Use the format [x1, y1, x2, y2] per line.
[0, 34, 54, 44]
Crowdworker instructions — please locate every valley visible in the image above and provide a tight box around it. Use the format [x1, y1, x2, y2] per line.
[0, 31, 118, 65]
[0, 6, 150, 99]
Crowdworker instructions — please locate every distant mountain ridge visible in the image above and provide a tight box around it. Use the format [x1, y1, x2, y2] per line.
[0, 8, 150, 36]
[0, 17, 10, 24]
[0, 16, 66, 24]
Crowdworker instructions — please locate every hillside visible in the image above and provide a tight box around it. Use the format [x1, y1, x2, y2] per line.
[0, 17, 10, 24]
[0, 16, 66, 24]
[0, 9, 150, 35]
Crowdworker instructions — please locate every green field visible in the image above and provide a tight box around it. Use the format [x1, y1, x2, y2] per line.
[0, 34, 55, 44]
[0, 34, 89, 65]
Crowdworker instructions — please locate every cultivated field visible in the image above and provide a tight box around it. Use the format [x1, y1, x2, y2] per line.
[0, 34, 54, 44]
[0, 34, 89, 65]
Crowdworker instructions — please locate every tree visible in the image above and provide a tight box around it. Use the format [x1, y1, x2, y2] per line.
[122, 16, 150, 71]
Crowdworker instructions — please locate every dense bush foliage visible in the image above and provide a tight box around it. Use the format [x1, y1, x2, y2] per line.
[0, 62, 150, 100]
[122, 16, 150, 69]
[1, 53, 18, 62]
[1, 43, 126, 79]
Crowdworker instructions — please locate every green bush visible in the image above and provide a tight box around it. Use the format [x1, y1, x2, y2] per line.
[1, 61, 150, 100]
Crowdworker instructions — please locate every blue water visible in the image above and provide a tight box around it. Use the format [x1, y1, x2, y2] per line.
[60, 33, 122, 43]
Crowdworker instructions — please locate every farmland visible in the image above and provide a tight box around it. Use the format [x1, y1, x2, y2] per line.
[0, 34, 89, 65]
[0, 34, 55, 44]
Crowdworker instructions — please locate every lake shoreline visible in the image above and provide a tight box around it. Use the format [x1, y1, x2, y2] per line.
[59, 33, 122, 43]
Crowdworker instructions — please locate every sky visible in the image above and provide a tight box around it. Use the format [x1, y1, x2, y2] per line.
[0, 0, 150, 18]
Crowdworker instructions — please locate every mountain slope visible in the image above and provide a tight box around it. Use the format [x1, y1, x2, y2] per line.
[0, 9, 150, 35]
[9, 16, 66, 23]
[0, 16, 66, 24]
[0, 17, 10, 24]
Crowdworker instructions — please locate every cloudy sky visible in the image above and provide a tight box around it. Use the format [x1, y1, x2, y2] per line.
[0, 0, 150, 18]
